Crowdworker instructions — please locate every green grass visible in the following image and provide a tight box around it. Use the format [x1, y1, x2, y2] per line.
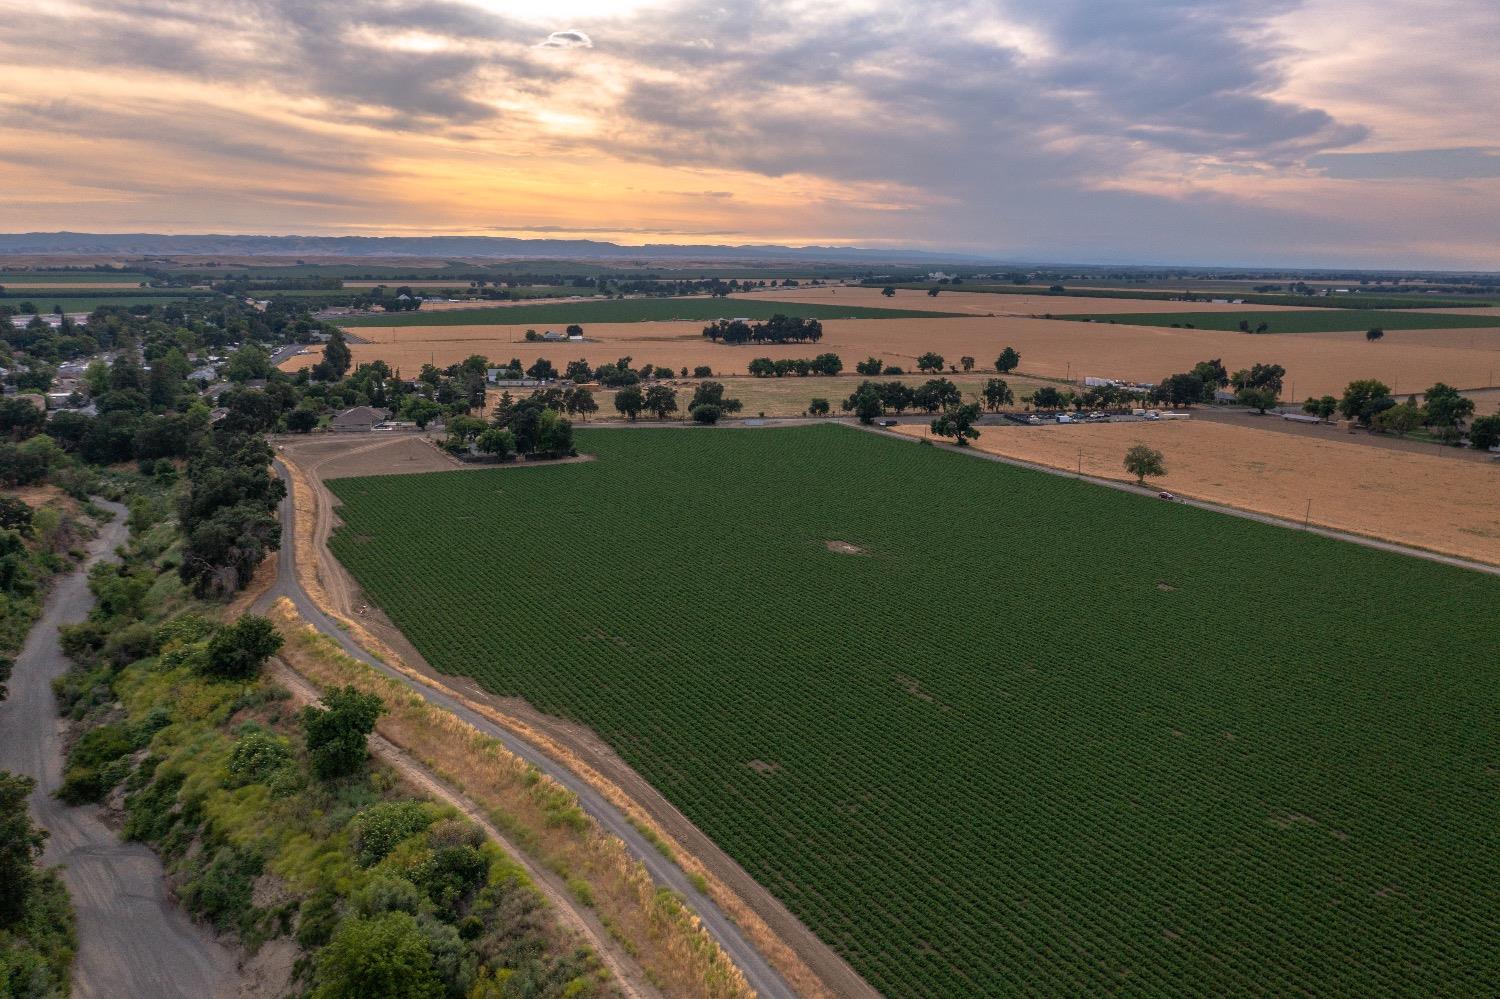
[0, 271, 151, 284]
[336, 297, 960, 327]
[326, 425, 1500, 998]
[3, 293, 210, 313]
[1057, 309, 1500, 333]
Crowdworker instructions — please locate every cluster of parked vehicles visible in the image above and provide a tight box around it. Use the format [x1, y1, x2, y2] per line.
[1023, 408, 1177, 425]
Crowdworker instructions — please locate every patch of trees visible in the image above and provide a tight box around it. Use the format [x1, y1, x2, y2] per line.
[687, 381, 742, 424]
[178, 430, 283, 598]
[747, 354, 843, 377]
[488, 391, 576, 459]
[0, 770, 74, 996]
[701, 314, 824, 345]
[840, 379, 962, 421]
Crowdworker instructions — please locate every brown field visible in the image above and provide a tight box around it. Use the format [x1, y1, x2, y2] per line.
[288, 314, 1500, 399]
[891, 420, 1500, 564]
[732, 286, 1312, 316]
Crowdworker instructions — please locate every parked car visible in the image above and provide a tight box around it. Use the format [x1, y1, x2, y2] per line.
[1026, 415, 1042, 425]
[1056, 414, 1073, 424]
[1144, 411, 1161, 421]
[1158, 491, 1176, 501]
[878, 419, 899, 427]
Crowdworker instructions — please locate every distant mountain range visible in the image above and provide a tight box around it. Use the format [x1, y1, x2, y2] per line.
[0, 232, 994, 265]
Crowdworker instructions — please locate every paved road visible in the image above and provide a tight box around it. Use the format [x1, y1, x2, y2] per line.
[0, 502, 239, 999]
[255, 464, 797, 999]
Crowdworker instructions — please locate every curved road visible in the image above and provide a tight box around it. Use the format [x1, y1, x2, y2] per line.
[0, 501, 239, 998]
[255, 463, 797, 999]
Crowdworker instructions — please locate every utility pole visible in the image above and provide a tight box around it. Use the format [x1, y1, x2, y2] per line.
[1304, 498, 1312, 529]
[1077, 448, 1083, 477]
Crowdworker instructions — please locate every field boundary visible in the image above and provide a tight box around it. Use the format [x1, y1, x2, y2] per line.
[869, 424, 1500, 575]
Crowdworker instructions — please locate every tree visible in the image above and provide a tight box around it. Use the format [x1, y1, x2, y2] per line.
[1468, 413, 1500, 451]
[850, 387, 883, 424]
[525, 358, 557, 381]
[930, 402, 982, 445]
[565, 324, 584, 337]
[691, 365, 713, 378]
[1235, 386, 1278, 413]
[1154, 372, 1205, 408]
[302, 686, 385, 781]
[204, 615, 283, 680]
[995, 347, 1020, 373]
[311, 911, 442, 999]
[286, 407, 318, 433]
[688, 381, 741, 415]
[564, 387, 597, 421]
[323, 329, 352, 381]
[1375, 401, 1421, 436]
[855, 357, 883, 376]
[1229, 363, 1285, 394]
[563, 359, 593, 383]
[474, 428, 515, 458]
[399, 397, 439, 429]
[1191, 358, 1229, 390]
[960, 356, 975, 373]
[1124, 444, 1166, 485]
[613, 386, 644, 420]
[916, 352, 945, 374]
[1338, 379, 1394, 425]
[807, 398, 830, 416]
[1366, 327, 1385, 342]
[690, 403, 722, 424]
[225, 344, 272, 383]
[747, 357, 776, 378]
[643, 384, 678, 419]
[881, 286, 895, 298]
[1302, 395, 1338, 420]
[927, 287, 940, 297]
[981, 378, 1013, 411]
[1031, 386, 1065, 410]
[1422, 383, 1474, 430]
[0, 495, 32, 535]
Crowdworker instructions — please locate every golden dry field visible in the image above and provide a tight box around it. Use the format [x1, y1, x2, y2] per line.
[288, 313, 1500, 400]
[734, 286, 1313, 315]
[891, 420, 1500, 564]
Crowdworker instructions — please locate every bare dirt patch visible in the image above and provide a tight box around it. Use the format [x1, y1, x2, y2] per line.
[825, 539, 866, 555]
[746, 760, 781, 776]
[892, 420, 1500, 565]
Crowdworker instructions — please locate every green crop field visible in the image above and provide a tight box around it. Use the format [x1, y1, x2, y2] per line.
[336, 297, 960, 328]
[326, 426, 1500, 998]
[2, 293, 209, 313]
[0, 271, 151, 285]
[1058, 309, 1500, 333]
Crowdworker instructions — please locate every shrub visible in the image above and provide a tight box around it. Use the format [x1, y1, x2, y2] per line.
[352, 801, 434, 868]
[312, 911, 442, 999]
[352, 875, 425, 917]
[226, 727, 294, 788]
[181, 844, 263, 932]
[690, 403, 722, 425]
[204, 615, 284, 680]
[58, 723, 135, 803]
[102, 621, 157, 667]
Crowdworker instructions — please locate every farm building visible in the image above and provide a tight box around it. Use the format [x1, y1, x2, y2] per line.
[330, 406, 387, 432]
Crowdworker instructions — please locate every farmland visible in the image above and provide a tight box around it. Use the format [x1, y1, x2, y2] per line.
[890, 420, 1500, 564]
[1058, 309, 1500, 333]
[290, 314, 1500, 399]
[326, 425, 1500, 998]
[336, 296, 959, 327]
[1, 293, 208, 312]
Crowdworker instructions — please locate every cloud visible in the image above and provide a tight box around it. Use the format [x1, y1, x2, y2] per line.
[1309, 147, 1500, 181]
[539, 30, 592, 49]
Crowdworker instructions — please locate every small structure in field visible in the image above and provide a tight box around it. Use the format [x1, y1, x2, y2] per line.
[330, 406, 387, 432]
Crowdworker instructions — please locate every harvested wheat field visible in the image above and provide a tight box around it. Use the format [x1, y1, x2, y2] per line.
[892, 421, 1500, 564]
[736, 286, 1313, 316]
[287, 315, 1500, 398]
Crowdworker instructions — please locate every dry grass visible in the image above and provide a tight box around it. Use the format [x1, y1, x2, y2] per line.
[891, 421, 1500, 565]
[286, 314, 1500, 399]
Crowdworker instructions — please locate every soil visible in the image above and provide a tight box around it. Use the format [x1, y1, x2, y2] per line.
[824, 540, 866, 555]
[893, 420, 1500, 565]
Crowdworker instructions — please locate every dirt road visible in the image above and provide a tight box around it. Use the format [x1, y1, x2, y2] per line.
[0, 502, 240, 998]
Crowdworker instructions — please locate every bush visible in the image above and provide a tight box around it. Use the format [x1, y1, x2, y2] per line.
[352, 875, 425, 917]
[352, 801, 434, 868]
[102, 621, 157, 666]
[690, 403, 722, 425]
[312, 911, 442, 999]
[58, 723, 135, 803]
[226, 727, 294, 788]
[302, 686, 385, 781]
[181, 844, 263, 932]
[204, 615, 284, 680]
[419, 845, 489, 913]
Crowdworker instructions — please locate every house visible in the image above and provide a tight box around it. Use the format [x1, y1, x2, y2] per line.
[541, 329, 565, 342]
[329, 406, 387, 432]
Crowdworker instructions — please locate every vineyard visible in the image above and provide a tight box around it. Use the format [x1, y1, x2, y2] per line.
[326, 425, 1500, 998]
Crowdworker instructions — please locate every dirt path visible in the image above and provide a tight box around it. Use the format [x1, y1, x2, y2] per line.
[0, 503, 240, 999]
[266, 662, 656, 999]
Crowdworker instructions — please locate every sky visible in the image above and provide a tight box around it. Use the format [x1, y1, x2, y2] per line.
[1, 0, 1497, 268]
